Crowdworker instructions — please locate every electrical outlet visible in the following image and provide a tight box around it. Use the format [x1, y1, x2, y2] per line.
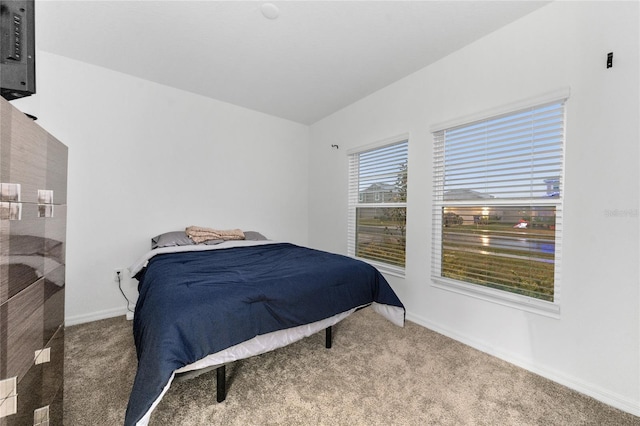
[113, 268, 124, 283]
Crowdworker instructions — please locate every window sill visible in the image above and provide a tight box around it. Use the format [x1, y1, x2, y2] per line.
[431, 276, 560, 318]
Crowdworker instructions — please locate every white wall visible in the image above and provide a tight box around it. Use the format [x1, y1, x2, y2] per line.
[309, 1, 639, 416]
[13, 51, 311, 325]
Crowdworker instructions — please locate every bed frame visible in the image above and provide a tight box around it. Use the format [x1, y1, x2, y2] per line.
[174, 326, 333, 403]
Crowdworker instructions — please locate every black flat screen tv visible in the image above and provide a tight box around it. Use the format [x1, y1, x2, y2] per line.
[0, 0, 35, 101]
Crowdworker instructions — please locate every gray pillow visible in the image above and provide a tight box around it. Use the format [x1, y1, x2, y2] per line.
[151, 231, 194, 249]
[243, 231, 268, 241]
[151, 230, 267, 249]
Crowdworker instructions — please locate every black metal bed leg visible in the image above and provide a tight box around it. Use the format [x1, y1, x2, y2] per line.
[325, 326, 332, 349]
[216, 365, 226, 402]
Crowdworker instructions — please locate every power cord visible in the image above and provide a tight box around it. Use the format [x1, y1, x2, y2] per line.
[116, 270, 135, 313]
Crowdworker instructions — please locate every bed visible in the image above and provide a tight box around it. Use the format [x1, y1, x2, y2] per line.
[124, 232, 405, 426]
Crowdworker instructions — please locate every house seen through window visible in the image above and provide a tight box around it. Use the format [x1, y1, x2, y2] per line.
[348, 138, 408, 272]
[432, 100, 565, 305]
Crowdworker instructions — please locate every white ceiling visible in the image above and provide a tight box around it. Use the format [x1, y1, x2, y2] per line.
[36, 1, 550, 124]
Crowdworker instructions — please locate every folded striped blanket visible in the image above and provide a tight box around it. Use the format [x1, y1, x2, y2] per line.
[185, 226, 245, 243]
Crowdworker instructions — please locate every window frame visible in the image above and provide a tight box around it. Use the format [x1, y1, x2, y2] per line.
[430, 89, 569, 317]
[347, 134, 409, 277]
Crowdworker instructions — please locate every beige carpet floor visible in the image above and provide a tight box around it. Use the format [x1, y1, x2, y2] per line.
[64, 307, 640, 425]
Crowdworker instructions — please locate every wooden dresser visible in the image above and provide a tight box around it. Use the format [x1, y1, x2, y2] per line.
[0, 97, 67, 425]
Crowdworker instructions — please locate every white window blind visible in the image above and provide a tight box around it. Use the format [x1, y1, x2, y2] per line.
[432, 101, 565, 306]
[348, 139, 408, 272]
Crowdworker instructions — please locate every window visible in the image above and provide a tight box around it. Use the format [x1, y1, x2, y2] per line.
[348, 137, 408, 274]
[432, 99, 566, 313]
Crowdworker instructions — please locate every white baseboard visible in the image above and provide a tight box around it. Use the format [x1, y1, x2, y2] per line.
[406, 311, 640, 418]
[65, 306, 133, 326]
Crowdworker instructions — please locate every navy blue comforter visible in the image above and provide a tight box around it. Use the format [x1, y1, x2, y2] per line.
[125, 243, 404, 425]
